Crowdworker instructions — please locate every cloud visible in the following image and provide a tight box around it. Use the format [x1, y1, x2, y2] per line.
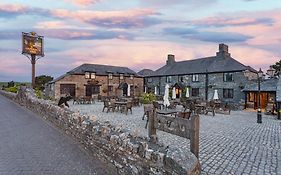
[51, 8, 162, 28]
[64, 0, 102, 6]
[163, 27, 197, 35]
[0, 4, 28, 17]
[0, 29, 134, 41]
[186, 31, 252, 43]
[163, 27, 252, 43]
[140, 0, 216, 8]
[188, 16, 273, 27]
[0, 4, 161, 28]
[0, 4, 49, 18]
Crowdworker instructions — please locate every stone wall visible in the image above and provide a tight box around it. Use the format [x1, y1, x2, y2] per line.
[0, 87, 200, 175]
[146, 71, 248, 109]
[47, 74, 143, 100]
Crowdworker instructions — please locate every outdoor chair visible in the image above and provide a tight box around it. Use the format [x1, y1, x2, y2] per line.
[153, 101, 161, 110]
[168, 101, 176, 109]
[102, 100, 116, 113]
[205, 101, 215, 116]
[177, 111, 191, 119]
[126, 101, 133, 115]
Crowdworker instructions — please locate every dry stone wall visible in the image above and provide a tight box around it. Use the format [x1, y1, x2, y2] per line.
[0, 87, 200, 175]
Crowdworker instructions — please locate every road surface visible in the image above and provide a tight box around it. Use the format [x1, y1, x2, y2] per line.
[0, 95, 117, 175]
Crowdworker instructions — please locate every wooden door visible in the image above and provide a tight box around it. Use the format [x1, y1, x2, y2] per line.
[60, 84, 75, 97]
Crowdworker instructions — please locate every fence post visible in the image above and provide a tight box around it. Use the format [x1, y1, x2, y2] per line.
[190, 114, 199, 158]
[148, 108, 157, 142]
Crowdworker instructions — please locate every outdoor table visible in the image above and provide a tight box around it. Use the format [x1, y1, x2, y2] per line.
[156, 109, 181, 116]
[156, 101, 164, 109]
[115, 101, 127, 112]
[195, 104, 206, 114]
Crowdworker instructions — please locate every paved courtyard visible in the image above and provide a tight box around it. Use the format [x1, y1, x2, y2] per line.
[70, 101, 281, 175]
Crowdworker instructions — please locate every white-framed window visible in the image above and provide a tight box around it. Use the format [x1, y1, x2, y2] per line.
[108, 73, 113, 80]
[223, 88, 234, 98]
[120, 74, 124, 80]
[90, 72, 96, 79]
[192, 74, 199, 82]
[130, 74, 134, 79]
[223, 73, 234, 82]
[166, 76, 172, 83]
[85, 72, 90, 79]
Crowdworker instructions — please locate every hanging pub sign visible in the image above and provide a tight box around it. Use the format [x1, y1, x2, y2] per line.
[22, 32, 44, 56]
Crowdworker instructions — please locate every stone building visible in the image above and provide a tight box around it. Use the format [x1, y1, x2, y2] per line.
[46, 64, 143, 99]
[139, 44, 257, 106]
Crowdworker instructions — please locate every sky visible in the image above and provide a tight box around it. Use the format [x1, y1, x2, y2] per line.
[0, 0, 281, 82]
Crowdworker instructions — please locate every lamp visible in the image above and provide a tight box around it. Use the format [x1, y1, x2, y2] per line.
[257, 68, 263, 124]
[266, 66, 275, 78]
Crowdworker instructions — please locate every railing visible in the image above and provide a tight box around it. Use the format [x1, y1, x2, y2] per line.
[147, 108, 200, 158]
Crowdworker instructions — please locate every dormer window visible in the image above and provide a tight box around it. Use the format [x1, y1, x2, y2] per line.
[108, 73, 113, 80]
[85, 72, 90, 79]
[130, 74, 134, 79]
[90, 72, 96, 79]
[120, 74, 124, 80]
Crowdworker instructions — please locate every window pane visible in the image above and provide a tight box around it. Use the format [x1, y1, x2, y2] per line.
[192, 88, 199, 97]
[90, 73, 95, 79]
[85, 72, 90, 79]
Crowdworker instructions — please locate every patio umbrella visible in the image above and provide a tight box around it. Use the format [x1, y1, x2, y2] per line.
[172, 87, 176, 99]
[163, 84, 170, 107]
[127, 84, 130, 96]
[185, 87, 190, 98]
[213, 89, 219, 100]
[144, 86, 147, 93]
[154, 86, 157, 95]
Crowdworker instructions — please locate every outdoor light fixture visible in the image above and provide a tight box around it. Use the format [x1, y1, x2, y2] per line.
[266, 66, 275, 78]
[257, 68, 263, 124]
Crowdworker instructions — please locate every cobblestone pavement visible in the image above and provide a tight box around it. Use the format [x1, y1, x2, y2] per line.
[70, 101, 281, 175]
[0, 95, 117, 175]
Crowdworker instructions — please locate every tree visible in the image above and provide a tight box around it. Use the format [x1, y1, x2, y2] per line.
[271, 59, 281, 76]
[35, 75, 53, 90]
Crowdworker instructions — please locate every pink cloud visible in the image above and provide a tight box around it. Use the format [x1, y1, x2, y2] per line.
[0, 4, 27, 13]
[51, 8, 160, 28]
[65, 0, 102, 6]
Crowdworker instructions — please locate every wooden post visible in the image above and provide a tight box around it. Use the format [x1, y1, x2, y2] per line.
[31, 54, 36, 89]
[190, 114, 200, 158]
[148, 109, 157, 142]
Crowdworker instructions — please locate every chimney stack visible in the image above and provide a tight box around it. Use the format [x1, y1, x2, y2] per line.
[216, 43, 230, 57]
[166, 54, 175, 65]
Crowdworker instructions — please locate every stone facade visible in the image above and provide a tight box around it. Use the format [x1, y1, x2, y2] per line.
[50, 74, 143, 100]
[143, 44, 255, 108]
[146, 71, 248, 105]
[0, 88, 200, 175]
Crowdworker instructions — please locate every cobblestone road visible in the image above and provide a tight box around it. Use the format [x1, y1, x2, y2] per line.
[0, 95, 117, 175]
[71, 102, 281, 175]
[200, 111, 281, 175]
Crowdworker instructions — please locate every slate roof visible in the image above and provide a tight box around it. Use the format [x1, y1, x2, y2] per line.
[147, 55, 249, 77]
[243, 78, 278, 92]
[67, 63, 140, 77]
[137, 69, 154, 76]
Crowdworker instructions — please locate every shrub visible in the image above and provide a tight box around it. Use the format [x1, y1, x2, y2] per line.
[4, 86, 18, 93]
[35, 88, 43, 99]
[140, 93, 156, 104]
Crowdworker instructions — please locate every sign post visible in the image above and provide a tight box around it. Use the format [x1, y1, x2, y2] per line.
[22, 32, 44, 89]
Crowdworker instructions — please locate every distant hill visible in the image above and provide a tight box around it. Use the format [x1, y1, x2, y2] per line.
[0, 82, 31, 87]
